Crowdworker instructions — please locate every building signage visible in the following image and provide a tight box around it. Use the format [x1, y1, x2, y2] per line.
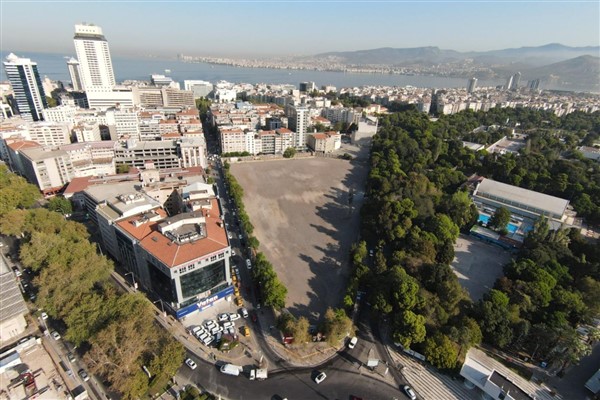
[176, 285, 234, 319]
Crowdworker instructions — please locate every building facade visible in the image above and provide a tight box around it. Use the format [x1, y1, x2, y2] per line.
[3, 53, 48, 122]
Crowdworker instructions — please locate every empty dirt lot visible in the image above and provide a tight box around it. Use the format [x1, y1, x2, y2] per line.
[230, 149, 368, 321]
[451, 235, 513, 301]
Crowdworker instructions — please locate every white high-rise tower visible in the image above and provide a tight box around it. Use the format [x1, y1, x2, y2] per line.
[73, 23, 116, 92]
[3, 53, 48, 121]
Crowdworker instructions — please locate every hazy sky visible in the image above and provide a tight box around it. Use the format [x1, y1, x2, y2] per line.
[1, 1, 599, 58]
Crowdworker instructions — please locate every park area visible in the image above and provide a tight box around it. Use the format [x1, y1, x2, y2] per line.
[451, 234, 512, 301]
[230, 148, 369, 321]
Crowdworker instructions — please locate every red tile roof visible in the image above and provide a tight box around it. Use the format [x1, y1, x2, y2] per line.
[117, 199, 228, 268]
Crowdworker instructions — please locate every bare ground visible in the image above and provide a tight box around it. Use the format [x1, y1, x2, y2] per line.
[230, 146, 369, 322]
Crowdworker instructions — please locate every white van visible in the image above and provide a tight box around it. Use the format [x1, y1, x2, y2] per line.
[220, 363, 242, 376]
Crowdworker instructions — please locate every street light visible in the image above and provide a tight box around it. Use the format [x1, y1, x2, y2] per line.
[124, 272, 137, 291]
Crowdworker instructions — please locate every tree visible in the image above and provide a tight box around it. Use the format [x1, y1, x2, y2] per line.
[48, 196, 73, 215]
[116, 164, 131, 174]
[423, 333, 459, 370]
[488, 207, 511, 233]
[46, 96, 57, 108]
[392, 310, 426, 348]
[283, 147, 296, 158]
[323, 308, 354, 346]
[291, 316, 311, 344]
[476, 289, 514, 348]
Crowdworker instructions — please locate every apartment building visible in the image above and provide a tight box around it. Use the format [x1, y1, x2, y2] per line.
[72, 122, 101, 142]
[307, 131, 341, 153]
[28, 122, 71, 147]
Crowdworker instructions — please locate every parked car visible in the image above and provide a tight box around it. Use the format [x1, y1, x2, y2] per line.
[218, 313, 229, 322]
[185, 358, 197, 370]
[348, 336, 358, 349]
[403, 385, 417, 400]
[228, 313, 241, 321]
[245, 259, 252, 269]
[41, 312, 48, 320]
[241, 308, 249, 318]
[314, 372, 327, 384]
[223, 321, 235, 329]
[204, 320, 217, 330]
[67, 352, 77, 363]
[51, 331, 61, 340]
[242, 326, 250, 337]
[78, 369, 90, 382]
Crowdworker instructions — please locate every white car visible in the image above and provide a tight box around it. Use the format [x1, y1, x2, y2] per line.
[204, 320, 217, 330]
[245, 259, 252, 269]
[198, 332, 210, 342]
[231, 249, 236, 256]
[314, 372, 327, 384]
[211, 326, 223, 335]
[403, 385, 417, 400]
[218, 313, 229, 322]
[41, 312, 48, 320]
[222, 321, 235, 329]
[203, 336, 214, 346]
[348, 336, 358, 349]
[185, 358, 197, 370]
[51, 331, 61, 340]
[241, 308, 249, 318]
[228, 313, 241, 321]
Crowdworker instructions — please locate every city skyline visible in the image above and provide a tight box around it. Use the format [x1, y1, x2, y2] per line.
[1, 1, 599, 58]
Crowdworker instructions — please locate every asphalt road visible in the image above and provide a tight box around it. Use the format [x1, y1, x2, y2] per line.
[177, 351, 408, 400]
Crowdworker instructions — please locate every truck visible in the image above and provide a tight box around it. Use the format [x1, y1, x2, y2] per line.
[249, 368, 268, 381]
[220, 363, 242, 376]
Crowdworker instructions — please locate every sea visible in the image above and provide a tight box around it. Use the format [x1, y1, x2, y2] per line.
[1, 51, 506, 90]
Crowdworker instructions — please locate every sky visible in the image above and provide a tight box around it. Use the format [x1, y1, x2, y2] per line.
[1, 0, 599, 58]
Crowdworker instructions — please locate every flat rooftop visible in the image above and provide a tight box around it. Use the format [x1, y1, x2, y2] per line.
[474, 178, 569, 218]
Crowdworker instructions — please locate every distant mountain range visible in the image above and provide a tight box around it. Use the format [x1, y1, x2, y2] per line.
[314, 44, 600, 91]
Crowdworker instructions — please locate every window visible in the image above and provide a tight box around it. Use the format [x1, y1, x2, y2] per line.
[218, 253, 224, 259]
[210, 255, 217, 262]
[180, 260, 225, 299]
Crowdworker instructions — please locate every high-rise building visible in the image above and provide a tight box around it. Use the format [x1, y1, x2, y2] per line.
[509, 72, 521, 91]
[3, 53, 48, 122]
[66, 58, 84, 91]
[286, 104, 309, 149]
[467, 77, 478, 94]
[73, 23, 116, 92]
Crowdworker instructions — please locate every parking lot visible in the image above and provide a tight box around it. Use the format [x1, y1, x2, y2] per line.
[230, 147, 369, 321]
[451, 235, 512, 301]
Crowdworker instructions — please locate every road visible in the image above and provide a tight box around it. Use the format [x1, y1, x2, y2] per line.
[177, 349, 407, 400]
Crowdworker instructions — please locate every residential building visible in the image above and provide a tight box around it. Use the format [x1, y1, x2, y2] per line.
[106, 107, 140, 140]
[307, 131, 341, 153]
[73, 122, 101, 142]
[42, 104, 78, 126]
[286, 104, 309, 149]
[28, 122, 71, 147]
[3, 53, 47, 122]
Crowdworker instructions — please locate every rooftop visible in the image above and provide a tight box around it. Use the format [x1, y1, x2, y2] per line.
[0, 259, 28, 325]
[474, 178, 569, 218]
[116, 198, 228, 268]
